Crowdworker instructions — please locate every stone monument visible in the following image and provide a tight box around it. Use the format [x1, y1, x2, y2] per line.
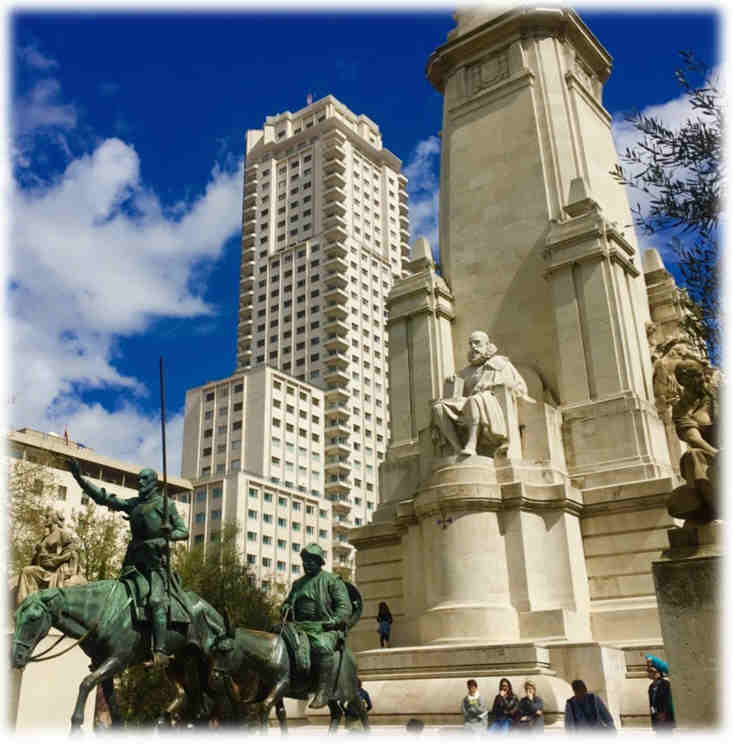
[348, 6, 688, 727]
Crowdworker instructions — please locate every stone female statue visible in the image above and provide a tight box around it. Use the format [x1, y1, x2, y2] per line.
[13, 507, 86, 605]
[667, 359, 720, 522]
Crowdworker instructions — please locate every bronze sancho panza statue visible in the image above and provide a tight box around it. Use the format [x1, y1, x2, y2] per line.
[280, 543, 353, 709]
[68, 457, 190, 665]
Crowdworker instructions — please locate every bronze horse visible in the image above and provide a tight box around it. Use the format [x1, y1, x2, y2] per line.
[11, 581, 224, 731]
[209, 619, 363, 732]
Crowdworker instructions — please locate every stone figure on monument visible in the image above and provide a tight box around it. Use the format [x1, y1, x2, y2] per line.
[12, 506, 86, 606]
[667, 359, 720, 523]
[432, 330, 531, 457]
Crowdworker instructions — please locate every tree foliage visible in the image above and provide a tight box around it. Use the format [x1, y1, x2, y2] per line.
[8, 449, 62, 574]
[70, 501, 127, 582]
[612, 52, 721, 362]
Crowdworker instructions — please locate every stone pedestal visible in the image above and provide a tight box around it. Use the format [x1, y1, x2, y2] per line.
[652, 522, 722, 729]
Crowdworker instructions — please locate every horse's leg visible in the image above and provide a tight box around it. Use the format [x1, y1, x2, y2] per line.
[71, 656, 125, 734]
[101, 677, 122, 727]
[158, 658, 189, 727]
[327, 700, 343, 734]
[275, 697, 288, 734]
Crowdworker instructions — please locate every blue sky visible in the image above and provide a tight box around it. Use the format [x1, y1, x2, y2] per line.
[7, 2, 722, 476]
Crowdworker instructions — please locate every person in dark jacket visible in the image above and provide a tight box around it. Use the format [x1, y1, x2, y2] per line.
[646, 655, 675, 730]
[377, 601, 393, 648]
[356, 678, 373, 731]
[489, 678, 519, 732]
[517, 680, 544, 730]
[564, 680, 615, 731]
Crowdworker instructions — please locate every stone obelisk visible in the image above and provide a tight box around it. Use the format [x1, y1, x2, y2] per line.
[347, 7, 678, 728]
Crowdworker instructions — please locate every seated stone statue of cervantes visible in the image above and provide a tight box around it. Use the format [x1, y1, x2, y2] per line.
[432, 331, 531, 458]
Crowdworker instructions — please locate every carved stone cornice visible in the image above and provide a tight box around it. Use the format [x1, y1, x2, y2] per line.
[427, 7, 612, 93]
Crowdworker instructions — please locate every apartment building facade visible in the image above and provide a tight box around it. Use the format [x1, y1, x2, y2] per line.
[235, 95, 410, 570]
[181, 365, 339, 588]
[7, 427, 192, 543]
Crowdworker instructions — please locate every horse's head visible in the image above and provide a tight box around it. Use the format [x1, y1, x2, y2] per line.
[12, 592, 55, 668]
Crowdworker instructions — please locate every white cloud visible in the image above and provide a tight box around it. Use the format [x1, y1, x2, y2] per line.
[9, 52, 243, 474]
[18, 43, 59, 71]
[404, 135, 440, 259]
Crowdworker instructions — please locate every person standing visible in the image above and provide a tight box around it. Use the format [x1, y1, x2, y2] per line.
[646, 655, 675, 730]
[462, 679, 488, 733]
[517, 680, 544, 730]
[377, 601, 393, 648]
[564, 680, 615, 731]
[489, 678, 519, 732]
[356, 678, 373, 732]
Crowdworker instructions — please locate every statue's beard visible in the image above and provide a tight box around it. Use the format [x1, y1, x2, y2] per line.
[469, 350, 489, 365]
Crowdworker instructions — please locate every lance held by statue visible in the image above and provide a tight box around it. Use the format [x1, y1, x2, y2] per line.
[68, 457, 191, 665]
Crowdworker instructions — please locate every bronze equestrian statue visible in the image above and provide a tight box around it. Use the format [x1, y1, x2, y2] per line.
[210, 543, 363, 732]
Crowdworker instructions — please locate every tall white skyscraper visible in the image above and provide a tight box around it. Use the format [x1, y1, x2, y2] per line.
[236, 95, 410, 572]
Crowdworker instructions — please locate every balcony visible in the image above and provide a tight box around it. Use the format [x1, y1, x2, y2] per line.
[244, 192, 257, 208]
[324, 385, 350, 403]
[243, 204, 257, 221]
[333, 535, 352, 552]
[323, 170, 346, 191]
[325, 273, 348, 290]
[399, 200, 408, 217]
[241, 259, 255, 275]
[325, 440, 351, 458]
[325, 459, 351, 477]
[324, 286, 348, 306]
[241, 273, 254, 291]
[325, 351, 349, 370]
[325, 302, 348, 321]
[323, 137, 346, 161]
[325, 242, 348, 260]
[244, 163, 258, 180]
[399, 225, 410, 242]
[323, 184, 346, 206]
[243, 216, 256, 234]
[398, 186, 408, 204]
[239, 319, 252, 335]
[325, 479, 352, 497]
[323, 215, 347, 243]
[323, 155, 346, 176]
[399, 214, 409, 230]
[398, 174, 407, 188]
[242, 233, 255, 248]
[237, 329, 253, 345]
[324, 318, 349, 337]
[244, 179, 258, 197]
[325, 417, 350, 438]
[325, 335, 348, 354]
[239, 288, 254, 304]
[239, 306, 252, 321]
[401, 242, 411, 260]
[324, 255, 348, 276]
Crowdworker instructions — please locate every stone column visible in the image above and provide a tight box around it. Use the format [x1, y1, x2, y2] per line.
[652, 523, 722, 729]
[376, 237, 455, 520]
